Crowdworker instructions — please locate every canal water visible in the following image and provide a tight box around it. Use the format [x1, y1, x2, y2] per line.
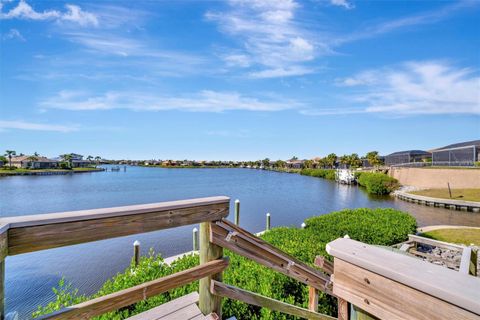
[1, 166, 479, 318]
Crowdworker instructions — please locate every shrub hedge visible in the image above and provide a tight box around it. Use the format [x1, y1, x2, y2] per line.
[356, 172, 400, 195]
[300, 168, 336, 180]
[34, 208, 416, 319]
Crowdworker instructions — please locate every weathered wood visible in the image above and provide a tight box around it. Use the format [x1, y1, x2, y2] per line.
[211, 280, 335, 320]
[332, 258, 479, 320]
[470, 249, 478, 276]
[460, 247, 472, 275]
[0, 231, 6, 320]
[41, 258, 229, 319]
[326, 238, 480, 315]
[8, 198, 229, 255]
[337, 298, 348, 320]
[210, 219, 332, 293]
[314, 255, 334, 275]
[308, 286, 319, 319]
[408, 234, 465, 251]
[199, 222, 223, 318]
[126, 292, 199, 319]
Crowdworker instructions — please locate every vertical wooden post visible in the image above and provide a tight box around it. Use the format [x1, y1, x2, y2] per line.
[133, 240, 140, 267]
[0, 232, 7, 320]
[234, 199, 240, 225]
[337, 298, 348, 320]
[470, 248, 478, 276]
[199, 222, 223, 318]
[266, 213, 271, 231]
[308, 286, 318, 319]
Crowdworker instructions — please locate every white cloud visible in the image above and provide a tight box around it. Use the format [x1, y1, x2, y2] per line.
[326, 61, 480, 115]
[334, 1, 476, 45]
[2, 28, 25, 41]
[40, 90, 302, 113]
[0, 120, 78, 132]
[330, 0, 354, 10]
[0, 0, 98, 26]
[206, 0, 319, 78]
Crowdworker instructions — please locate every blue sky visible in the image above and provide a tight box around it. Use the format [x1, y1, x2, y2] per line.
[1, 0, 479, 160]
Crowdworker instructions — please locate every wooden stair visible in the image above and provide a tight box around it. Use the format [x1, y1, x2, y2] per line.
[126, 292, 218, 320]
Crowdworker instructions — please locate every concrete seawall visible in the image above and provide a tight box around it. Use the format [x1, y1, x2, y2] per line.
[389, 167, 480, 189]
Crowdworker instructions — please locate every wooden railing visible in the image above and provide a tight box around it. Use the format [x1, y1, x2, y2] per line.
[0, 196, 334, 320]
[3, 197, 478, 320]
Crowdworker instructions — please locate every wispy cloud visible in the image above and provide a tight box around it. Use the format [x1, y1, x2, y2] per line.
[40, 90, 302, 113]
[306, 61, 480, 116]
[2, 28, 25, 41]
[0, 120, 78, 132]
[334, 0, 477, 45]
[330, 0, 354, 10]
[206, 0, 321, 78]
[0, 0, 98, 26]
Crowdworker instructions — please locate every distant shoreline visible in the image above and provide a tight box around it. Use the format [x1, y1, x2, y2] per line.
[139, 165, 233, 169]
[0, 167, 104, 176]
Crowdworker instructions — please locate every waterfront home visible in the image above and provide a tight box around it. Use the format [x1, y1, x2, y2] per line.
[11, 156, 59, 169]
[286, 159, 305, 169]
[384, 150, 431, 166]
[431, 139, 480, 166]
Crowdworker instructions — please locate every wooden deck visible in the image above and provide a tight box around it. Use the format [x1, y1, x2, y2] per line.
[126, 292, 218, 320]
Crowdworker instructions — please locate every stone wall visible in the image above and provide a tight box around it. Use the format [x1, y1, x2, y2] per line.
[389, 167, 480, 189]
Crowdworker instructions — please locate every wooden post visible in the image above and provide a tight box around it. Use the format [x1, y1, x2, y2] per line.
[447, 182, 452, 198]
[337, 298, 348, 320]
[133, 240, 140, 267]
[470, 248, 477, 276]
[266, 213, 271, 231]
[0, 232, 7, 320]
[199, 222, 223, 318]
[308, 286, 318, 319]
[192, 227, 199, 251]
[234, 199, 240, 225]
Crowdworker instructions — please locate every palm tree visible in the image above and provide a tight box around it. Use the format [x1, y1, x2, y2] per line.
[326, 153, 337, 168]
[61, 154, 73, 168]
[366, 151, 382, 168]
[347, 153, 362, 168]
[339, 155, 349, 168]
[5, 150, 16, 168]
[87, 155, 93, 162]
[95, 156, 101, 164]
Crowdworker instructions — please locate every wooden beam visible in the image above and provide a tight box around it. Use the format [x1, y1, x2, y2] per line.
[332, 258, 478, 320]
[0, 231, 6, 319]
[408, 234, 465, 251]
[459, 247, 477, 276]
[40, 258, 229, 320]
[8, 198, 229, 255]
[210, 219, 332, 293]
[308, 286, 319, 320]
[326, 238, 480, 315]
[199, 222, 223, 318]
[314, 255, 334, 275]
[211, 280, 335, 320]
[337, 298, 348, 320]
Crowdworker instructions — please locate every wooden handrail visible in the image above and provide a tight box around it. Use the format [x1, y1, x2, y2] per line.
[211, 280, 335, 320]
[40, 258, 229, 320]
[1, 196, 229, 256]
[209, 219, 332, 293]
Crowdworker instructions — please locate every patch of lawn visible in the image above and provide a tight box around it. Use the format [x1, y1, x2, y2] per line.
[421, 228, 480, 246]
[410, 188, 480, 202]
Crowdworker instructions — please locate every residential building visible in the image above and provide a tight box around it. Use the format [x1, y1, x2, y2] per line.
[11, 156, 59, 169]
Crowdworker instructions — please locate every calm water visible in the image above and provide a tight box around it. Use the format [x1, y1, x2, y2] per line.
[1, 166, 479, 319]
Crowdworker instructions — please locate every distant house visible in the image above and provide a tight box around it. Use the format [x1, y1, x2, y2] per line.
[11, 156, 59, 169]
[286, 159, 304, 169]
[431, 140, 480, 166]
[384, 150, 431, 166]
[58, 153, 90, 167]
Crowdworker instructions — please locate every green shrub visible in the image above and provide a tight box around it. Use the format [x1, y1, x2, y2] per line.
[357, 172, 399, 195]
[34, 208, 416, 319]
[475, 161, 480, 167]
[300, 169, 336, 180]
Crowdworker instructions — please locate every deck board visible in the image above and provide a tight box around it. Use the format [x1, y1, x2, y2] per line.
[126, 292, 200, 320]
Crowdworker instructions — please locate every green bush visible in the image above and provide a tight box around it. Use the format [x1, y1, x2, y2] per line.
[474, 161, 480, 167]
[34, 208, 416, 319]
[300, 168, 336, 180]
[357, 172, 399, 195]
